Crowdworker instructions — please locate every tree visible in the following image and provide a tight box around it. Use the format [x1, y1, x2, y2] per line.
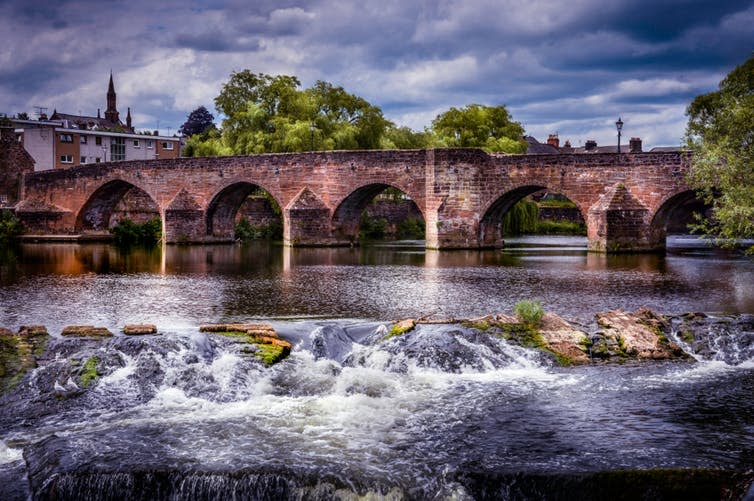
[179, 106, 215, 137]
[430, 104, 527, 153]
[686, 55, 754, 251]
[16, 112, 29, 120]
[200, 70, 393, 155]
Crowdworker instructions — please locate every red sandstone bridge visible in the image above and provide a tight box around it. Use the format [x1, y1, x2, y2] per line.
[17, 148, 697, 252]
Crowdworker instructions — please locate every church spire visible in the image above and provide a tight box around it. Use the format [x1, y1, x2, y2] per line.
[104, 71, 120, 125]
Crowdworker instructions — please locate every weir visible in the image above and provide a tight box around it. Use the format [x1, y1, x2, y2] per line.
[17, 148, 693, 252]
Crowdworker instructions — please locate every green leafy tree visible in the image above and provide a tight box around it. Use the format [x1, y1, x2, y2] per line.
[179, 106, 215, 137]
[430, 104, 527, 153]
[686, 55, 754, 251]
[381, 125, 432, 149]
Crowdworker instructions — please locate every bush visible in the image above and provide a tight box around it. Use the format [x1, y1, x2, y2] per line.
[110, 218, 161, 246]
[0, 210, 23, 243]
[396, 217, 425, 239]
[234, 218, 282, 241]
[514, 300, 544, 327]
[359, 212, 388, 240]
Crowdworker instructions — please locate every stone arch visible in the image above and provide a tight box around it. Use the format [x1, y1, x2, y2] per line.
[478, 184, 586, 247]
[206, 181, 282, 240]
[331, 183, 426, 244]
[649, 189, 710, 244]
[75, 179, 160, 233]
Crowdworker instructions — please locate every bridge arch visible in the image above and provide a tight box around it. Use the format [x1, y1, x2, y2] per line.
[75, 179, 160, 234]
[206, 181, 282, 240]
[331, 183, 426, 244]
[478, 185, 586, 247]
[649, 189, 710, 245]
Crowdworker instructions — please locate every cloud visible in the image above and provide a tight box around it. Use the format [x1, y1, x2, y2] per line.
[1, 0, 752, 146]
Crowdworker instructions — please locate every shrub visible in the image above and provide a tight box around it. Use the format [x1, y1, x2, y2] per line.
[359, 212, 388, 240]
[234, 218, 282, 241]
[110, 218, 162, 246]
[0, 210, 23, 243]
[396, 217, 425, 239]
[514, 300, 544, 327]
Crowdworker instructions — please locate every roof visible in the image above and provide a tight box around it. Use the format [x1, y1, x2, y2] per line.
[525, 135, 559, 154]
[649, 146, 682, 152]
[50, 112, 124, 131]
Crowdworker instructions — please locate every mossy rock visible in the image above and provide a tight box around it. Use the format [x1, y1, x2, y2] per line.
[201, 323, 292, 366]
[79, 356, 100, 388]
[386, 319, 416, 339]
[0, 328, 49, 393]
[61, 325, 113, 338]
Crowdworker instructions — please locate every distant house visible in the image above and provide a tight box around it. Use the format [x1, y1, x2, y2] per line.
[526, 134, 650, 154]
[11, 74, 181, 171]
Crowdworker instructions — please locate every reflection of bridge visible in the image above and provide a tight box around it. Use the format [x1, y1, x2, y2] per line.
[17, 148, 694, 252]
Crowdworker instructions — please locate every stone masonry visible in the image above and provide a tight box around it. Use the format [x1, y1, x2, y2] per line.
[17, 148, 692, 252]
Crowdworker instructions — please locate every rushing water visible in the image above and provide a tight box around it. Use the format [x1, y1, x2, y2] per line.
[1, 236, 753, 500]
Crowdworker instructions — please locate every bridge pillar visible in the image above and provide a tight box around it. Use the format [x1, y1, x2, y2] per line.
[587, 183, 662, 252]
[284, 187, 346, 246]
[163, 189, 207, 243]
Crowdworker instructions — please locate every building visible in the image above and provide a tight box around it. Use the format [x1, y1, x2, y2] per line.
[11, 74, 181, 171]
[0, 124, 34, 207]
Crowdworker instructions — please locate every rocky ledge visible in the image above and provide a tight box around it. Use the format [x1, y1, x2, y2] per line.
[389, 308, 695, 366]
[199, 323, 293, 366]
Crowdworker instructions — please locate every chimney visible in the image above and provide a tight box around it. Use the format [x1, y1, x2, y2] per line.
[153, 130, 158, 136]
[547, 134, 559, 148]
[629, 137, 642, 153]
[585, 140, 597, 151]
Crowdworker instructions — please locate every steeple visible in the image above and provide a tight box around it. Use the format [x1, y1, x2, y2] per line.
[104, 71, 120, 124]
[126, 107, 132, 130]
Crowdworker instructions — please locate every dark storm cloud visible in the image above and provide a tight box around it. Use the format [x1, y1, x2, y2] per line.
[1, 0, 753, 147]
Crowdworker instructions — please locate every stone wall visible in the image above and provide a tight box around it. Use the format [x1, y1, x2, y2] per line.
[0, 126, 35, 207]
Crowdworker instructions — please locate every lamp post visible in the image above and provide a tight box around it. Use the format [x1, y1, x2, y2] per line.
[309, 122, 315, 151]
[615, 117, 623, 154]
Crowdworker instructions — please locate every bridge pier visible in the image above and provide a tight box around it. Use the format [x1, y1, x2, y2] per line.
[586, 184, 663, 253]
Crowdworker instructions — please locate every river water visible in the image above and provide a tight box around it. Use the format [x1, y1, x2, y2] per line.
[1, 236, 753, 500]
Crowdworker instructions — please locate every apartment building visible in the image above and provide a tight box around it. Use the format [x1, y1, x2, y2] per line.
[11, 73, 181, 171]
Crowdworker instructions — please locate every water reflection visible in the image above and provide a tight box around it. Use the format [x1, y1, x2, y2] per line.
[0, 236, 753, 332]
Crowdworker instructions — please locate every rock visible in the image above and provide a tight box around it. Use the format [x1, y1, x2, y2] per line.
[60, 326, 113, 338]
[538, 313, 591, 364]
[199, 323, 292, 365]
[122, 324, 158, 336]
[1, 328, 49, 392]
[18, 325, 48, 337]
[595, 309, 685, 359]
[387, 319, 416, 338]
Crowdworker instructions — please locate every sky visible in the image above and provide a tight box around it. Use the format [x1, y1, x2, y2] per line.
[1, 0, 752, 149]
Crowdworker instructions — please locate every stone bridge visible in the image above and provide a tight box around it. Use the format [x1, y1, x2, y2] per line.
[17, 148, 695, 252]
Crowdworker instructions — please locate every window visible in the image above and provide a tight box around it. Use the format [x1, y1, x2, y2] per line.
[95, 157, 101, 163]
[0, 194, 8, 204]
[60, 134, 73, 143]
[147, 140, 153, 149]
[110, 137, 126, 161]
[161, 141, 174, 150]
[60, 155, 73, 163]
[80, 135, 88, 144]
[80, 156, 87, 164]
[95, 136, 102, 146]
[133, 139, 140, 148]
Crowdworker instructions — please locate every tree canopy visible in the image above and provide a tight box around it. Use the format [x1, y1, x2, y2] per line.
[179, 106, 215, 137]
[184, 69, 524, 156]
[431, 104, 527, 153]
[686, 55, 754, 251]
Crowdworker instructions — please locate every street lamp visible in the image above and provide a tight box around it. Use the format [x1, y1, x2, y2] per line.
[309, 122, 315, 151]
[615, 117, 623, 154]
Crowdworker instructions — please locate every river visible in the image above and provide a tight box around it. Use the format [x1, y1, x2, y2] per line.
[1, 236, 753, 500]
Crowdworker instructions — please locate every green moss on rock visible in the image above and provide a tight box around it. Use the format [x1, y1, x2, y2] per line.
[79, 356, 99, 388]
